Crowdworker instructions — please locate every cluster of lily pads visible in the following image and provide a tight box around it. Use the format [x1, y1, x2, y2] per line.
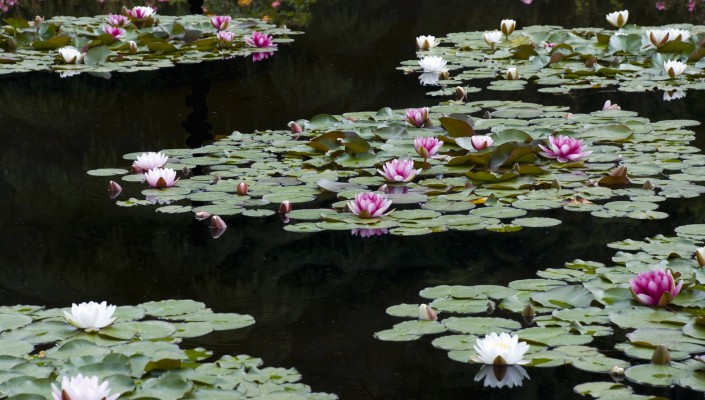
[405, 10, 705, 98]
[89, 98, 705, 237]
[0, 299, 335, 399]
[0, 5, 299, 76]
[374, 224, 705, 396]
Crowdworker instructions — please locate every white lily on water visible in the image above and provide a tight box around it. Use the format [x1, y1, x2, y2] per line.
[63, 301, 117, 332]
[472, 332, 529, 365]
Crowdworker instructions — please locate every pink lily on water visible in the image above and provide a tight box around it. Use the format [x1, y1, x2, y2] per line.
[144, 168, 178, 189]
[538, 135, 592, 163]
[347, 192, 392, 219]
[629, 268, 682, 306]
[107, 14, 129, 27]
[405, 107, 429, 128]
[127, 6, 155, 20]
[378, 159, 422, 183]
[102, 25, 126, 39]
[210, 15, 232, 30]
[414, 137, 442, 159]
[245, 31, 277, 48]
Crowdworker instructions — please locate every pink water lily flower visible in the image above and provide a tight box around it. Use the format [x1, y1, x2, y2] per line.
[538, 135, 592, 163]
[210, 15, 232, 30]
[629, 268, 682, 306]
[414, 137, 443, 159]
[245, 31, 277, 48]
[107, 14, 129, 27]
[102, 24, 126, 39]
[378, 159, 422, 183]
[471, 135, 494, 150]
[347, 192, 392, 219]
[405, 107, 429, 128]
[144, 168, 178, 189]
[128, 6, 155, 20]
[132, 151, 168, 173]
[217, 30, 235, 43]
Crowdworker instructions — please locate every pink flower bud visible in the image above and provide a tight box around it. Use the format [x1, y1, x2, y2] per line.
[195, 211, 211, 221]
[108, 180, 122, 193]
[279, 200, 292, 214]
[289, 121, 303, 133]
[210, 215, 227, 229]
[418, 304, 438, 321]
[237, 182, 248, 195]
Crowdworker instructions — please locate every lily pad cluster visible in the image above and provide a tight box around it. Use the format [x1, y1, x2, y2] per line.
[374, 225, 705, 395]
[0, 13, 298, 76]
[404, 22, 705, 96]
[0, 299, 335, 399]
[90, 100, 704, 236]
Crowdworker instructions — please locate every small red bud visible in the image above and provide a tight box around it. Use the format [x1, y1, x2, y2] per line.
[279, 200, 292, 214]
[236, 182, 248, 195]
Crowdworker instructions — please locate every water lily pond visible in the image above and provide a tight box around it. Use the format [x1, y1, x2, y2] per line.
[6, 0, 705, 398]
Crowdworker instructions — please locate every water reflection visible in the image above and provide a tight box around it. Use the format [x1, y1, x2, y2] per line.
[475, 365, 530, 389]
[663, 88, 686, 101]
[183, 65, 214, 148]
[419, 71, 441, 86]
[351, 228, 389, 237]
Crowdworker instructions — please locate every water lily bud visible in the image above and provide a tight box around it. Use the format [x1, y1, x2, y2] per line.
[378, 184, 389, 193]
[584, 57, 597, 68]
[642, 180, 655, 190]
[108, 180, 122, 193]
[486, 301, 495, 314]
[483, 110, 492, 119]
[211, 175, 221, 185]
[500, 19, 516, 37]
[606, 10, 628, 28]
[586, 179, 598, 187]
[505, 67, 519, 80]
[439, 70, 450, 80]
[609, 365, 625, 376]
[279, 200, 292, 214]
[34, 15, 43, 26]
[210, 215, 227, 229]
[418, 304, 438, 321]
[129, 40, 137, 54]
[237, 182, 248, 195]
[182, 166, 191, 176]
[651, 345, 671, 365]
[551, 179, 561, 189]
[455, 86, 466, 101]
[289, 121, 303, 134]
[611, 165, 628, 177]
[696, 247, 705, 267]
[120, 6, 129, 16]
[522, 304, 536, 324]
[195, 211, 211, 221]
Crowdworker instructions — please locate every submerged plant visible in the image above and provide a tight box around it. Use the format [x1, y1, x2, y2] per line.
[629, 268, 683, 306]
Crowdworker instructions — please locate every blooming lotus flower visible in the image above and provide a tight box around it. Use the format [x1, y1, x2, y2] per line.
[351, 228, 389, 237]
[63, 301, 117, 332]
[505, 67, 518, 80]
[252, 51, 274, 62]
[418, 55, 447, 73]
[500, 19, 516, 37]
[483, 31, 502, 48]
[217, 30, 235, 43]
[210, 15, 232, 30]
[602, 100, 620, 110]
[471, 135, 494, 151]
[347, 192, 392, 219]
[629, 268, 682, 306]
[538, 135, 592, 163]
[472, 332, 530, 365]
[606, 10, 628, 28]
[52, 374, 120, 400]
[58, 46, 82, 64]
[475, 365, 530, 388]
[107, 14, 129, 27]
[405, 107, 429, 128]
[416, 35, 439, 50]
[415, 137, 443, 159]
[245, 31, 276, 48]
[418, 304, 438, 321]
[102, 25, 126, 39]
[378, 159, 422, 183]
[664, 60, 687, 78]
[127, 6, 155, 20]
[144, 168, 178, 189]
[132, 152, 168, 173]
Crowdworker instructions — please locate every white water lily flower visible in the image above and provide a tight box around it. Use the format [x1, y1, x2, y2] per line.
[483, 31, 502, 48]
[606, 10, 628, 28]
[646, 29, 670, 47]
[505, 67, 518, 80]
[63, 301, 117, 332]
[58, 46, 82, 64]
[664, 60, 687, 78]
[416, 35, 439, 50]
[667, 28, 690, 42]
[418, 56, 447, 73]
[144, 168, 178, 188]
[472, 332, 529, 365]
[500, 19, 516, 37]
[52, 374, 120, 400]
[474, 365, 530, 388]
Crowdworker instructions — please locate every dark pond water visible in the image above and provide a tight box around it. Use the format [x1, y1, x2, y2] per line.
[2, 0, 705, 398]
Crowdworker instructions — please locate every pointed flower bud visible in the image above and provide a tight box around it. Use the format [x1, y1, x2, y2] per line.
[505, 67, 519, 80]
[418, 304, 438, 321]
[195, 211, 211, 221]
[606, 10, 628, 28]
[236, 182, 248, 195]
[455, 86, 467, 101]
[129, 40, 137, 54]
[108, 180, 122, 193]
[651, 344, 671, 365]
[500, 19, 516, 37]
[289, 121, 303, 134]
[210, 215, 227, 229]
[696, 247, 705, 267]
[279, 200, 292, 214]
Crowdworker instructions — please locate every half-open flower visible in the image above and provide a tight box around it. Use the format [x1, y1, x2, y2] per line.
[52, 374, 120, 400]
[217, 31, 236, 44]
[606, 10, 628, 28]
[132, 151, 168, 173]
[58, 46, 82, 64]
[63, 301, 117, 332]
[107, 14, 129, 27]
[347, 192, 392, 219]
[538, 135, 592, 163]
[378, 159, 422, 183]
[418, 56, 447, 73]
[505, 67, 518, 80]
[500, 19, 516, 37]
[405, 107, 429, 128]
[475, 365, 530, 388]
[602, 100, 621, 110]
[418, 304, 438, 321]
[144, 168, 178, 189]
[245, 31, 276, 48]
[415, 137, 443, 159]
[483, 31, 502, 48]
[472, 332, 530, 365]
[210, 15, 232, 30]
[416, 35, 439, 50]
[629, 268, 682, 306]
[664, 60, 686, 78]
[102, 25, 126, 40]
[127, 6, 155, 20]
[471, 135, 494, 150]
